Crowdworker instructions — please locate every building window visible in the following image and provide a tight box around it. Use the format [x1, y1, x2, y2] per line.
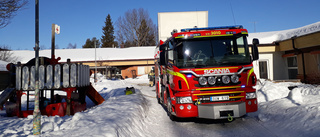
[287, 56, 298, 79]
[259, 61, 268, 79]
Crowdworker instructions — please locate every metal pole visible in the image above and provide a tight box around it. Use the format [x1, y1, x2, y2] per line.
[50, 24, 55, 104]
[33, 0, 41, 135]
[51, 24, 55, 59]
[94, 41, 97, 83]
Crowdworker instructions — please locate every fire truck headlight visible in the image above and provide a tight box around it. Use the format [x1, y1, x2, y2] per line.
[198, 76, 207, 86]
[246, 92, 257, 99]
[231, 75, 239, 83]
[222, 75, 230, 84]
[177, 97, 192, 104]
[208, 76, 216, 85]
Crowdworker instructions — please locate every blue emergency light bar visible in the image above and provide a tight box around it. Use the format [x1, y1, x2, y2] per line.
[181, 25, 243, 32]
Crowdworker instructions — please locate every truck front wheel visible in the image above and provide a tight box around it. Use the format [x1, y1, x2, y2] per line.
[167, 97, 177, 121]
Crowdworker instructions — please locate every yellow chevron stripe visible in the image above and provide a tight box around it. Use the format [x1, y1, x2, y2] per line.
[195, 67, 239, 71]
[247, 68, 254, 85]
[167, 70, 189, 89]
[229, 96, 244, 99]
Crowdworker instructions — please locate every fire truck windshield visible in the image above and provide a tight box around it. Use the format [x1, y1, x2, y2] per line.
[175, 36, 251, 68]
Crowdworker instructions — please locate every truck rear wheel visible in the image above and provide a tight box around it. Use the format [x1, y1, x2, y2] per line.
[156, 93, 160, 104]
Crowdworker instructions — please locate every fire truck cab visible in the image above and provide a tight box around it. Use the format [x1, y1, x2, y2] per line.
[154, 25, 259, 120]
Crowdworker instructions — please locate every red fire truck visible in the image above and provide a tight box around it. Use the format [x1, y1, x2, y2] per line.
[154, 25, 259, 121]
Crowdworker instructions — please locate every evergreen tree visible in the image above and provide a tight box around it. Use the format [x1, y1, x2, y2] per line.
[82, 37, 100, 48]
[101, 14, 115, 48]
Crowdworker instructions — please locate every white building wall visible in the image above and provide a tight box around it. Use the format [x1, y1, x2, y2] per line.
[253, 53, 273, 80]
[272, 52, 288, 80]
[158, 11, 208, 42]
[253, 52, 288, 81]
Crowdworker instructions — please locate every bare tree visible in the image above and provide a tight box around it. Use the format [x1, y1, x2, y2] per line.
[0, 0, 28, 28]
[0, 45, 19, 63]
[67, 43, 77, 49]
[116, 8, 157, 47]
[40, 45, 47, 50]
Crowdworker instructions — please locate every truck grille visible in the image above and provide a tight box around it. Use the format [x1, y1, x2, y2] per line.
[193, 91, 244, 104]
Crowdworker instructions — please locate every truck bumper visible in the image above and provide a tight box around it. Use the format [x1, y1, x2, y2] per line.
[198, 102, 246, 119]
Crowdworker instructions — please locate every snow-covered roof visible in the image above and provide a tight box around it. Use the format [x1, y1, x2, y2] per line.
[10, 21, 320, 64]
[248, 21, 320, 44]
[12, 46, 157, 64]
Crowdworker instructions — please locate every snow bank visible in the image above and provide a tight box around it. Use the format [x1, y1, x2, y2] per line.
[0, 75, 150, 137]
[254, 79, 301, 103]
[40, 78, 150, 137]
[252, 80, 320, 137]
[255, 79, 320, 104]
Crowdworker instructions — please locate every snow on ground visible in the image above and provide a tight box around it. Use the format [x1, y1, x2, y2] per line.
[1, 75, 320, 137]
[251, 79, 320, 137]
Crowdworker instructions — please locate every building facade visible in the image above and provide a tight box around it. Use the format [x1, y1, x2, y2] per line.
[249, 21, 320, 83]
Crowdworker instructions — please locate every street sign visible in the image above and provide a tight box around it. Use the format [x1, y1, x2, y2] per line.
[55, 24, 60, 34]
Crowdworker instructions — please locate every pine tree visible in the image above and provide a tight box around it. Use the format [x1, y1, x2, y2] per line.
[82, 37, 100, 48]
[101, 14, 115, 48]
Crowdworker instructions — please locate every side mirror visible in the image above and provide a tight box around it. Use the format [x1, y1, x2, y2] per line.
[159, 44, 167, 65]
[252, 38, 259, 45]
[159, 50, 166, 65]
[252, 38, 259, 61]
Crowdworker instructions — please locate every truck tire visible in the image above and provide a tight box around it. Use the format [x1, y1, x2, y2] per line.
[167, 96, 177, 121]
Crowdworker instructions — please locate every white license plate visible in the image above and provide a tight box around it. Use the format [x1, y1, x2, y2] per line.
[210, 95, 229, 101]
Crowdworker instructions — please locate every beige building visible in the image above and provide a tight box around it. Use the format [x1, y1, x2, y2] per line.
[12, 47, 156, 79]
[249, 21, 320, 83]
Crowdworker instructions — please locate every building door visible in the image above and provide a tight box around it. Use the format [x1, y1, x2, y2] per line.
[259, 61, 269, 79]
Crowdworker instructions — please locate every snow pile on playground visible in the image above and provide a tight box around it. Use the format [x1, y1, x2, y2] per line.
[1, 75, 320, 137]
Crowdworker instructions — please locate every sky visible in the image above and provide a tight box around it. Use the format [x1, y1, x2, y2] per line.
[0, 0, 320, 50]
